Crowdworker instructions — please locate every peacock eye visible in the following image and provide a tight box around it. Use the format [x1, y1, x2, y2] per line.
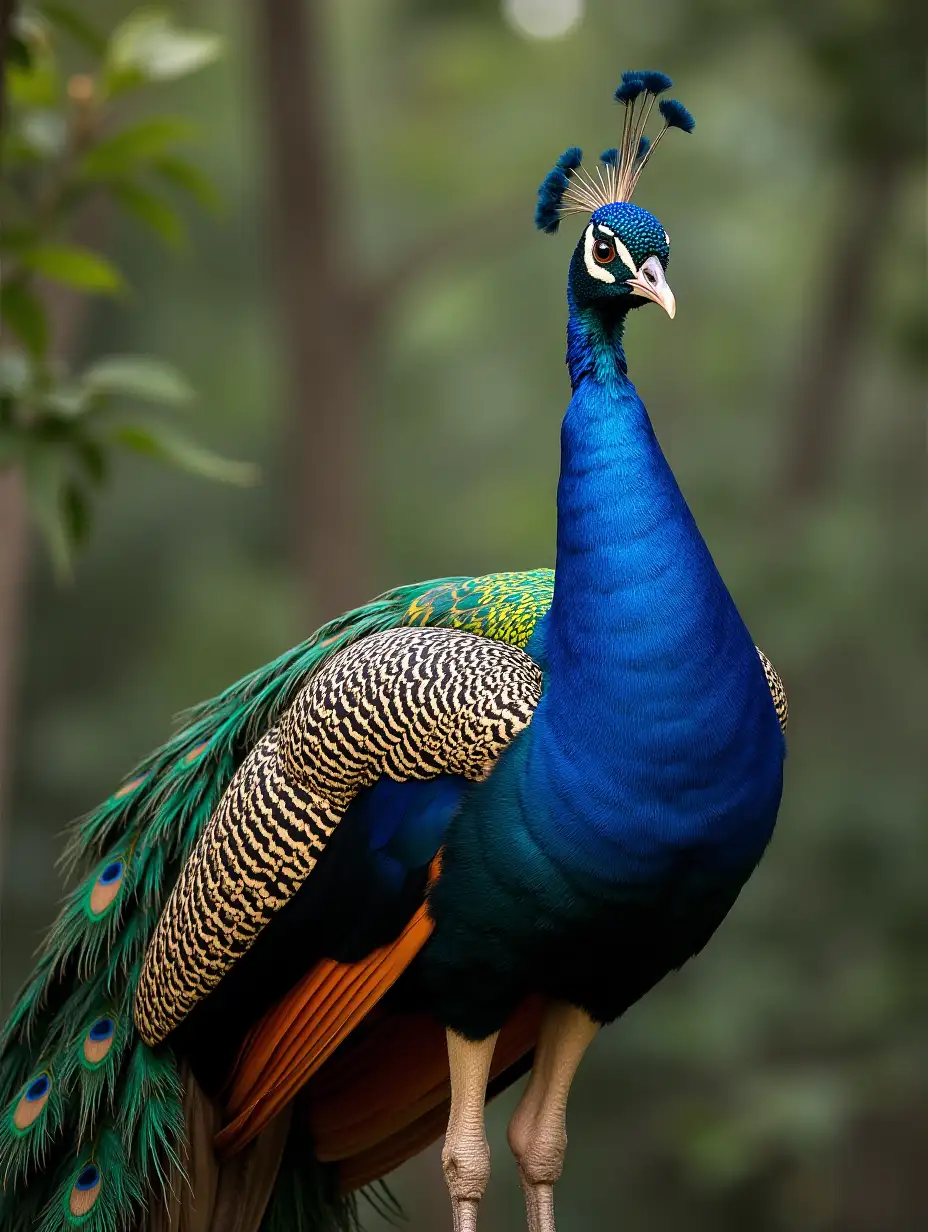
[592, 239, 615, 265]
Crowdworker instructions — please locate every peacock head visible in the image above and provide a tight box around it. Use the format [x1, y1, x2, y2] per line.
[535, 71, 694, 321]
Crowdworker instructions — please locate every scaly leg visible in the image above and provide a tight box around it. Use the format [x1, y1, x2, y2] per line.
[506, 1002, 598, 1232]
[442, 1028, 499, 1232]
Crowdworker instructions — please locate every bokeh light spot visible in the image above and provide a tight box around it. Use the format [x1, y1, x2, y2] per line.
[503, 0, 584, 40]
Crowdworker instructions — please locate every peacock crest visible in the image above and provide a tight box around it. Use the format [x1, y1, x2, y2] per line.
[535, 70, 695, 233]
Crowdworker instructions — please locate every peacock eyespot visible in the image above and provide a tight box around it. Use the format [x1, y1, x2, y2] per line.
[13, 1072, 51, 1129]
[88, 1017, 114, 1042]
[83, 1016, 116, 1064]
[26, 1074, 50, 1101]
[592, 239, 615, 265]
[88, 859, 125, 916]
[114, 773, 147, 800]
[76, 1164, 99, 1190]
[69, 1162, 101, 1216]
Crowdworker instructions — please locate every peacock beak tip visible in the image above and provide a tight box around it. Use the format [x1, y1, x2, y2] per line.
[627, 255, 675, 319]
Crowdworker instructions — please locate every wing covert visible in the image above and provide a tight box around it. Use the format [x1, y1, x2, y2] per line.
[134, 626, 542, 1045]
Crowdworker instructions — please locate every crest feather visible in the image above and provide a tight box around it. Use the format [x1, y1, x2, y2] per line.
[535, 72, 695, 229]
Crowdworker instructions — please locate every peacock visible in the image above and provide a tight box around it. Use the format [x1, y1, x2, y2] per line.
[0, 71, 788, 1232]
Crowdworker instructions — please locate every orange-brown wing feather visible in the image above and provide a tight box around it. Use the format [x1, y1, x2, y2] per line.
[215, 857, 442, 1156]
[214, 855, 545, 1191]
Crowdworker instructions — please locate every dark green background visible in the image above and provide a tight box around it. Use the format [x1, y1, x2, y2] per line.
[3, 1, 925, 1228]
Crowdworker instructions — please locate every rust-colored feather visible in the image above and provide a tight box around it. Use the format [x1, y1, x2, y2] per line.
[216, 852, 543, 1193]
[215, 857, 443, 1156]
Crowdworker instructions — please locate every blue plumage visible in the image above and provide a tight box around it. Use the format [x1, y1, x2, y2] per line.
[613, 78, 645, 103]
[535, 146, 584, 233]
[634, 70, 673, 93]
[659, 97, 696, 132]
[420, 230, 784, 1034]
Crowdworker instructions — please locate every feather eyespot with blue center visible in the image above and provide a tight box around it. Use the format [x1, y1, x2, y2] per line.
[82, 1017, 115, 1066]
[88, 859, 124, 917]
[12, 1072, 51, 1130]
[69, 1162, 101, 1217]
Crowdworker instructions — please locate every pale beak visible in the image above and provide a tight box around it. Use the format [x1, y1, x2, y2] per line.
[627, 255, 676, 319]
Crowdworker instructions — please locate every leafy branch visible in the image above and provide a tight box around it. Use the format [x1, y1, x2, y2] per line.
[0, 5, 254, 577]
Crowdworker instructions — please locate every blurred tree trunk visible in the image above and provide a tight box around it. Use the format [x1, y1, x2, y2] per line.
[0, 474, 28, 826]
[253, 1, 519, 622]
[253, 0, 368, 621]
[779, 149, 905, 504]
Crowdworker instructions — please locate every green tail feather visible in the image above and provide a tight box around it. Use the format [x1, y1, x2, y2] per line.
[0, 571, 553, 1228]
[37, 1125, 144, 1232]
[260, 1121, 362, 1232]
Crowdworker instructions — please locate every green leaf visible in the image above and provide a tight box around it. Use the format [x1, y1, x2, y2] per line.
[152, 155, 222, 213]
[111, 422, 257, 486]
[73, 435, 108, 486]
[111, 181, 185, 248]
[7, 34, 33, 70]
[82, 356, 195, 405]
[21, 446, 72, 580]
[8, 14, 58, 101]
[105, 9, 222, 95]
[60, 480, 92, 547]
[81, 116, 197, 179]
[41, 385, 90, 419]
[22, 244, 124, 294]
[41, 4, 107, 55]
[17, 108, 68, 158]
[0, 226, 39, 253]
[0, 281, 48, 358]
[7, 50, 59, 108]
[0, 351, 33, 398]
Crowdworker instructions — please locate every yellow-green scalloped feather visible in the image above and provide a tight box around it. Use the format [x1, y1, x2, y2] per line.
[404, 568, 554, 648]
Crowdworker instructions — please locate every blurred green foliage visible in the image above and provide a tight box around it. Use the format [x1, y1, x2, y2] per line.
[2, 1, 925, 1229]
[0, 4, 250, 575]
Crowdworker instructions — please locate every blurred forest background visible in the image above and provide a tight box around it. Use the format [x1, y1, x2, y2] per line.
[1, 1, 925, 1229]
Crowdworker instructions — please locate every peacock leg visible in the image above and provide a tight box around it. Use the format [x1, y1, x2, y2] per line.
[506, 1002, 599, 1232]
[442, 1028, 500, 1232]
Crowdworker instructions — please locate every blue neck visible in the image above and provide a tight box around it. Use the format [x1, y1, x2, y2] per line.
[527, 292, 778, 867]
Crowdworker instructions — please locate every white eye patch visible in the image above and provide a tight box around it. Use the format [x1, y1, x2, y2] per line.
[584, 223, 638, 284]
[609, 234, 637, 275]
[584, 225, 615, 283]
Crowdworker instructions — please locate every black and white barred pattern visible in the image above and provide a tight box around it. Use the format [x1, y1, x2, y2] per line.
[134, 627, 543, 1044]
